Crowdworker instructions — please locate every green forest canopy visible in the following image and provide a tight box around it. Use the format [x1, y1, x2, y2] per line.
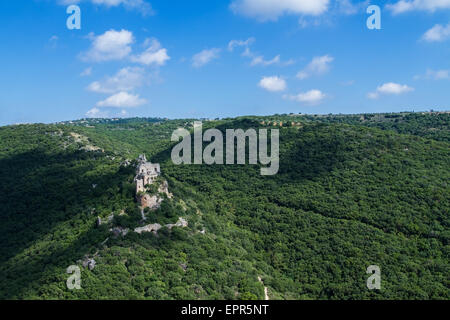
[0, 112, 448, 300]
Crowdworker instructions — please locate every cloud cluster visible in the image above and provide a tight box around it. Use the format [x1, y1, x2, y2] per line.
[81, 30, 170, 65]
[230, 0, 330, 21]
[86, 67, 148, 111]
[81, 30, 170, 116]
[60, 0, 153, 16]
[229, 37, 294, 67]
[387, 0, 450, 14]
[258, 54, 332, 106]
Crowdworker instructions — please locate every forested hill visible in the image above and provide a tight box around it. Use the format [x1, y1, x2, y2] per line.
[0, 112, 448, 300]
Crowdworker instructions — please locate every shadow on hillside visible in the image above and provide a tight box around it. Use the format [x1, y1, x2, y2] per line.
[276, 125, 345, 182]
[0, 148, 134, 298]
[151, 122, 344, 186]
[0, 224, 105, 299]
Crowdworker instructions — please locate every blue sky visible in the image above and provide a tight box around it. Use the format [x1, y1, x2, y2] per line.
[1, 0, 450, 125]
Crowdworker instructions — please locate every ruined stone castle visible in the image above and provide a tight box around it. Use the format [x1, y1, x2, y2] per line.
[134, 154, 161, 194]
[134, 154, 171, 210]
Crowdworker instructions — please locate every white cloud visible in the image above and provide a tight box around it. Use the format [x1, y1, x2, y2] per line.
[297, 55, 334, 79]
[230, 0, 330, 21]
[86, 107, 109, 118]
[422, 23, 450, 42]
[283, 89, 325, 104]
[414, 69, 450, 80]
[258, 76, 287, 92]
[336, 0, 363, 15]
[131, 38, 170, 66]
[296, 1, 367, 27]
[81, 29, 134, 62]
[228, 38, 255, 51]
[80, 67, 92, 77]
[230, 38, 293, 66]
[48, 35, 59, 48]
[387, 0, 450, 14]
[368, 82, 414, 99]
[96, 91, 147, 107]
[60, 0, 153, 15]
[192, 48, 221, 67]
[87, 67, 145, 93]
[251, 55, 281, 66]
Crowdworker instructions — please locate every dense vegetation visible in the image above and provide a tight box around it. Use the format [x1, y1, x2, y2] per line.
[0, 112, 448, 299]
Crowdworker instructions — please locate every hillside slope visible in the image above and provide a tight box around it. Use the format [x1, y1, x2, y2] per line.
[0, 115, 448, 299]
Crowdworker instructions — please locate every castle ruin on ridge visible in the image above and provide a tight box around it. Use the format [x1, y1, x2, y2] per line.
[134, 154, 172, 211]
[134, 154, 161, 194]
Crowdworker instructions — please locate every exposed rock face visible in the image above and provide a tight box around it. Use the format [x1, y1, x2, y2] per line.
[137, 181, 172, 211]
[134, 217, 188, 235]
[167, 217, 188, 230]
[120, 159, 131, 167]
[107, 214, 114, 223]
[139, 194, 163, 210]
[88, 260, 96, 270]
[97, 214, 114, 226]
[70, 132, 103, 152]
[134, 223, 162, 234]
[179, 263, 187, 272]
[110, 227, 129, 237]
[81, 258, 96, 270]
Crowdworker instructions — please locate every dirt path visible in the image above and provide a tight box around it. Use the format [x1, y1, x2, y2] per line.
[258, 276, 269, 300]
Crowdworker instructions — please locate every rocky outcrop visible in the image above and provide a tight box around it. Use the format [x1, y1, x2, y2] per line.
[79, 256, 97, 271]
[167, 217, 188, 230]
[137, 179, 172, 212]
[134, 223, 162, 234]
[120, 159, 131, 167]
[96, 214, 114, 226]
[139, 194, 163, 210]
[134, 217, 188, 235]
[110, 227, 129, 237]
[70, 132, 104, 152]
